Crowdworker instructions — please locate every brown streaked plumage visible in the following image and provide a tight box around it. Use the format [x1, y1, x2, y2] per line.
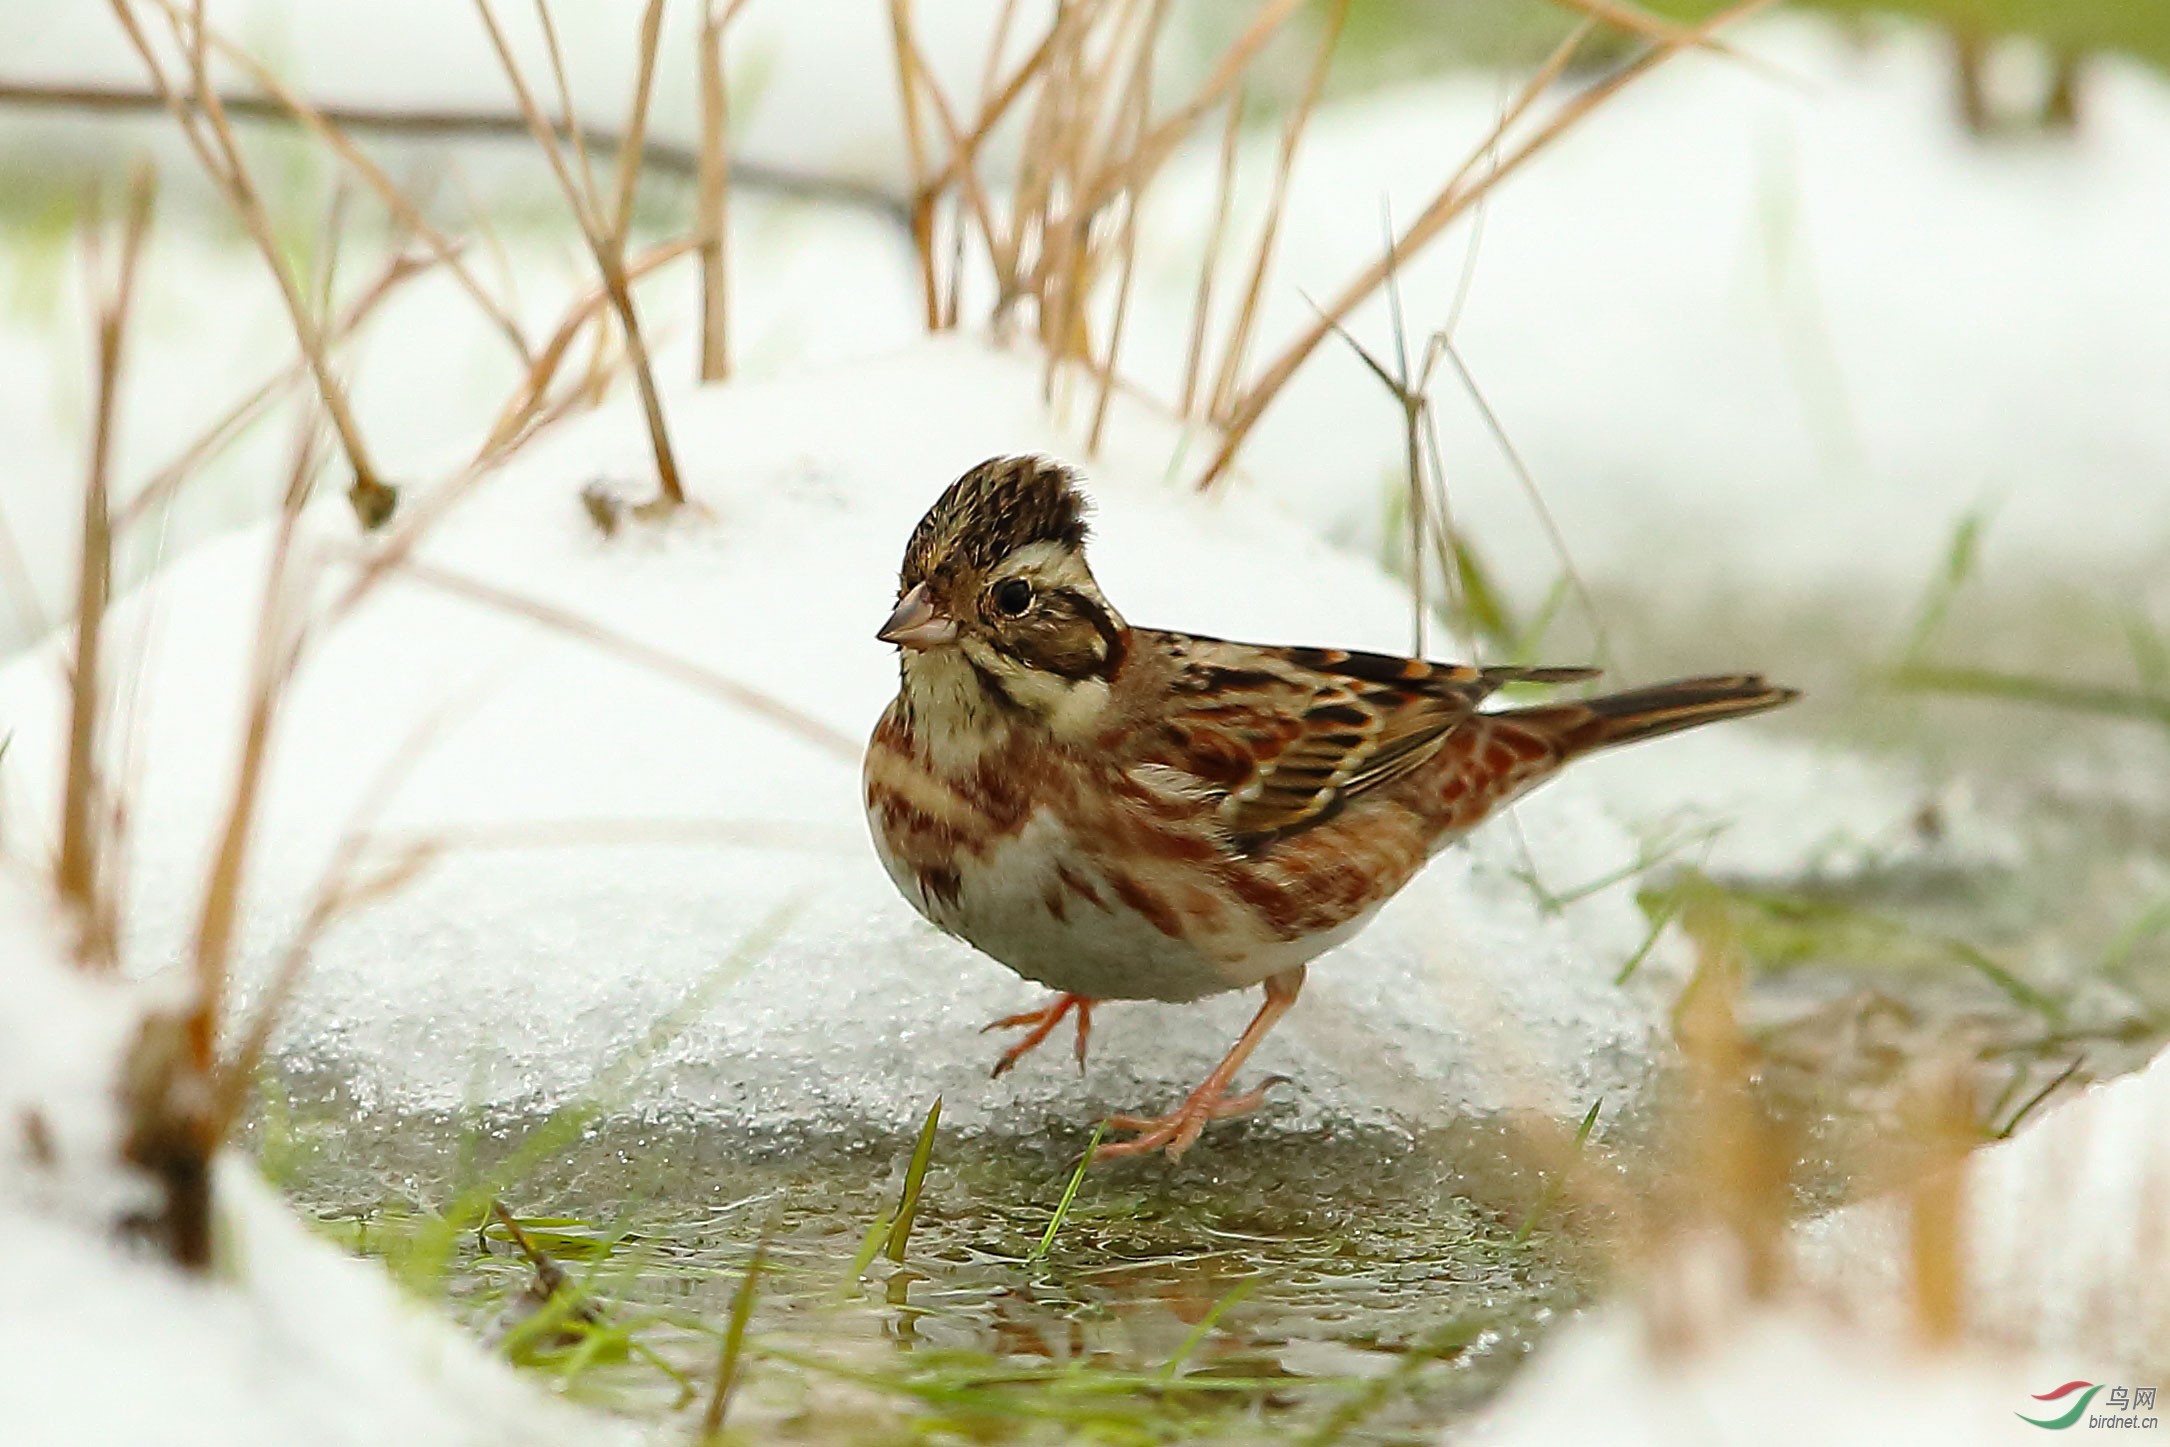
[864, 455, 1799, 1160]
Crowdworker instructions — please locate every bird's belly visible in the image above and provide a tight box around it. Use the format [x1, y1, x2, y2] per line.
[873, 806, 1334, 1002]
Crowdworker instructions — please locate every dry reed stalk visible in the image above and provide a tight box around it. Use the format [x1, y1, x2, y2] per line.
[530, 1, 604, 213]
[60, 162, 155, 968]
[136, 0, 531, 365]
[695, 1, 746, 382]
[1205, 0, 1348, 421]
[483, 236, 696, 460]
[1073, 0, 1306, 221]
[1197, 0, 1772, 488]
[118, 240, 441, 529]
[1086, 0, 1168, 453]
[1177, 90, 1245, 420]
[1036, 0, 1157, 393]
[107, 0, 399, 527]
[926, 13, 1067, 202]
[1903, 1063, 1975, 1346]
[474, 0, 687, 509]
[185, 415, 323, 1077]
[609, 0, 667, 240]
[887, 0, 941, 328]
[891, 12, 1015, 329]
[1672, 882, 1790, 1304]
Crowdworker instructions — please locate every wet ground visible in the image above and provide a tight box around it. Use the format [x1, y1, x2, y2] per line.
[271, 1119, 1588, 1444]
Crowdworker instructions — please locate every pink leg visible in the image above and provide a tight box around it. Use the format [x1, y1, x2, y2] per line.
[983, 992, 1096, 1078]
[1095, 967, 1304, 1162]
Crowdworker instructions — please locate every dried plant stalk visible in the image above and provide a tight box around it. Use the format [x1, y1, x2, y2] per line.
[1197, 0, 1772, 488]
[695, 1, 747, 382]
[1178, 90, 1245, 420]
[474, 0, 688, 509]
[60, 162, 156, 966]
[1206, 0, 1348, 421]
[137, 0, 531, 366]
[107, 0, 399, 526]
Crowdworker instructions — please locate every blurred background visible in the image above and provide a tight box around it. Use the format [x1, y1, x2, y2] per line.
[4, 0, 2167, 772]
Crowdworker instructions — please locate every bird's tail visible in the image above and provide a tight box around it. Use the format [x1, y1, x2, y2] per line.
[1501, 674, 1799, 759]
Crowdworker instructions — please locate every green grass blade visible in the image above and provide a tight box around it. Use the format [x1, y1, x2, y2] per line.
[884, 1096, 943, 1264]
[1159, 1277, 1258, 1381]
[1889, 661, 2170, 729]
[1030, 1119, 1108, 1262]
[1897, 508, 1986, 661]
[1992, 1054, 2087, 1140]
[1511, 1097, 1602, 1246]
[700, 1239, 767, 1440]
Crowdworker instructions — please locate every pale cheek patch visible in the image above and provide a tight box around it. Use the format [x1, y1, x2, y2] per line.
[987, 657, 1102, 731]
[1045, 677, 1112, 741]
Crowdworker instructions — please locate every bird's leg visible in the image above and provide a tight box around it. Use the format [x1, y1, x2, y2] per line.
[984, 992, 1096, 1078]
[1096, 966, 1304, 1162]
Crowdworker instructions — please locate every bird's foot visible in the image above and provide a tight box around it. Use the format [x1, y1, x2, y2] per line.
[1094, 1074, 1288, 1162]
[983, 993, 1096, 1078]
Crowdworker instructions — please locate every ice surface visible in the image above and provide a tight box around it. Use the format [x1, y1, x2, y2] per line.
[0, 340, 1964, 1142]
[0, 1156, 638, 1447]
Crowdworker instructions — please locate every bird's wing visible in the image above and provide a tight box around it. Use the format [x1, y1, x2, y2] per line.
[1134, 630, 1594, 845]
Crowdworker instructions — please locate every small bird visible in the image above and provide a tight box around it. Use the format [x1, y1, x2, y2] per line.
[864, 457, 1797, 1160]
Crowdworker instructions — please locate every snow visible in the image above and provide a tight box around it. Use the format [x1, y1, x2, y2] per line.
[0, 867, 165, 1235]
[0, 338, 1961, 1144]
[1465, 1287, 2093, 1447]
[0, 862, 629, 1446]
[1802, 1040, 2170, 1369]
[1125, 19, 2170, 612]
[1, 1155, 638, 1447]
[1473, 1043, 2170, 1447]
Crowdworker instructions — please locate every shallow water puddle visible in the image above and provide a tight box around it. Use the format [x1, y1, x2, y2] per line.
[274, 1120, 1583, 1443]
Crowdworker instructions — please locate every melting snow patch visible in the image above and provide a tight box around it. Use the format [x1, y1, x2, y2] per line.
[0, 340, 1970, 1142]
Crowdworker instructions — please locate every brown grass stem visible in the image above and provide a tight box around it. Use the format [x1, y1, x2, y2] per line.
[59, 162, 156, 967]
[108, 0, 397, 525]
[1197, 1, 1771, 489]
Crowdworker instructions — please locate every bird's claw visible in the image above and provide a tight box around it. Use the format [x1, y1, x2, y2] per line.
[984, 993, 1094, 1078]
[1094, 1075, 1285, 1161]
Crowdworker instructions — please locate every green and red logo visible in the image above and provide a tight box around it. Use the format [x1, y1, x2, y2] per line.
[2018, 1382, 2102, 1430]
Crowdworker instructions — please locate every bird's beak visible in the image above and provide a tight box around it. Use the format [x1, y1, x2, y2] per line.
[878, 583, 958, 650]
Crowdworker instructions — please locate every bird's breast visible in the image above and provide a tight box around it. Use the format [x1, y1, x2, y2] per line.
[864, 700, 1315, 1000]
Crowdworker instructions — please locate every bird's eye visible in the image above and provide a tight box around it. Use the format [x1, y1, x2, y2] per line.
[992, 578, 1033, 616]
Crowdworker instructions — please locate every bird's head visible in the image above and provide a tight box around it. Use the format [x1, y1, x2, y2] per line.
[880, 456, 1128, 727]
